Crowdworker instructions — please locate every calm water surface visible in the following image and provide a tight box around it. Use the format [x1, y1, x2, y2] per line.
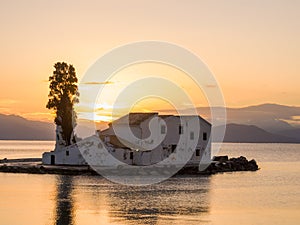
[0, 141, 299, 225]
[0, 140, 54, 159]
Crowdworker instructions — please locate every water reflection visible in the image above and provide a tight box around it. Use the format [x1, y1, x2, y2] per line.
[52, 175, 212, 224]
[54, 175, 75, 225]
[106, 177, 211, 224]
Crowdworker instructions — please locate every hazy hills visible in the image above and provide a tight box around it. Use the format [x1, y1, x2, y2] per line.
[0, 114, 54, 140]
[0, 103, 299, 142]
[276, 128, 300, 140]
[192, 103, 300, 132]
[215, 124, 300, 143]
[224, 103, 300, 132]
[207, 103, 300, 142]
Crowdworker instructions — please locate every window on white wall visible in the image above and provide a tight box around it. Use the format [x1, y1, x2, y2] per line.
[161, 125, 166, 134]
[171, 145, 176, 153]
[130, 152, 133, 160]
[179, 125, 183, 134]
[190, 131, 194, 140]
[203, 132, 207, 141]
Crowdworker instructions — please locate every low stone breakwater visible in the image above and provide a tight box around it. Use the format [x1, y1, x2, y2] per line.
[0, 155, 259, 176]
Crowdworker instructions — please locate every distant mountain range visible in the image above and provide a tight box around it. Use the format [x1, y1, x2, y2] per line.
[194, 103, 300, 132]
[215, 124, 300, 143]
[0, 103, 299, 142]
[0, 114, 54, 140]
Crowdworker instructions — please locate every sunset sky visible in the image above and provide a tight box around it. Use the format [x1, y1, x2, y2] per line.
[0, 0, 299, 122]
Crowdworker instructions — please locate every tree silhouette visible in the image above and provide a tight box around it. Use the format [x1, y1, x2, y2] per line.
[46, 62, 79, 146]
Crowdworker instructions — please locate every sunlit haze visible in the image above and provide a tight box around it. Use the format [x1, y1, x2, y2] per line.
[0, 0, 299, 122]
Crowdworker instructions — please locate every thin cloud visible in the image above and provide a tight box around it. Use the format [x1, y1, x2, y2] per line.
[82, 81, 114, 85]
[0, 107, 10, 114]
[292, 116, 300, 121]
[0, 99, 18, 105]
[205, 84, 217, 88]
[22, 112, 51, 116]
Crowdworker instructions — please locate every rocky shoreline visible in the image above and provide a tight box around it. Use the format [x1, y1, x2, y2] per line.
[0, 156, 259, 176]
[178, 156, 259, 175]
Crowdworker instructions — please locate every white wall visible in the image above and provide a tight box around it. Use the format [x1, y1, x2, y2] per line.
[42, 114, 212, 170]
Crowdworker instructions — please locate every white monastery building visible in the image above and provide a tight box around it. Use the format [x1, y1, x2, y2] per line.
[42, 113, 212, 171]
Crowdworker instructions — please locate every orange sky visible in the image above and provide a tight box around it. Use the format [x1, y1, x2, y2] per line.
[0, 0, 299, 122]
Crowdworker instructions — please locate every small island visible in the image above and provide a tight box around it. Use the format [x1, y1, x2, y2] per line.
[0, 155, 258, 176]
[0, 62, 259, 177]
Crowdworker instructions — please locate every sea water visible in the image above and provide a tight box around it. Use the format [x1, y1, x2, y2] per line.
[0, 141, 299, 225]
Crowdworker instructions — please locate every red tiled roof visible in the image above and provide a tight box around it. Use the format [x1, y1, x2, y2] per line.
[110, 113, 158, 126]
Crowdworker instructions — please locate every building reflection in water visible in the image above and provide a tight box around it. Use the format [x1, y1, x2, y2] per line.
[52, 175, 212, 225]
[106, 176, 212, 224]
[54, 175, 75, 225]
